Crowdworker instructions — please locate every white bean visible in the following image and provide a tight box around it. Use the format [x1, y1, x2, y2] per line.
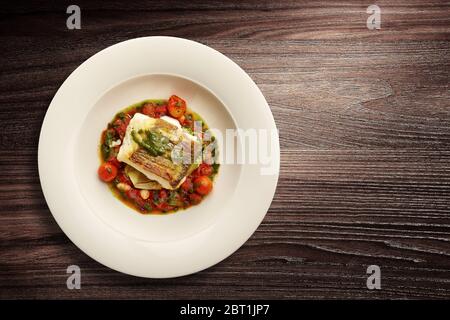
[110, 139, 122, 148]
[117, 183, 131, 192]
[140, 189, 150, 200]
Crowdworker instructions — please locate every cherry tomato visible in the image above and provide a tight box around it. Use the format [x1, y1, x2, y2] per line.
[189, 193, 202, 205]
[193, 176, 213, 195]
[198, 163, 213, 176]
[167, 95, 186, 119]
[98, 163, 118, 182]
[180, 178, 193, 193]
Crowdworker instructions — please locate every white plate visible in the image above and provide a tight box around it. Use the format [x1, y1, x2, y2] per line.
[38, 37, 279, 278]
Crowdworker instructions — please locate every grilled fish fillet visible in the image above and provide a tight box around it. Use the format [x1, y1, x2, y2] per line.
[117, 113, 200, 189]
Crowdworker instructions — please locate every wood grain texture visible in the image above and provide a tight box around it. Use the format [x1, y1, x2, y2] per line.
[1, 0, 450, 299]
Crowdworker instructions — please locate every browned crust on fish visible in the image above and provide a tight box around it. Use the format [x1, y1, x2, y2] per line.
[130, 148, 192, 188]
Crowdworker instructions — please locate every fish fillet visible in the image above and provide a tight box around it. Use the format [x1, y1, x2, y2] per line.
[117, 113, 200, 189]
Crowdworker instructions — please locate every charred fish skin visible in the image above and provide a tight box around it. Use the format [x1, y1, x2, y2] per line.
[129, 148, 189, 188]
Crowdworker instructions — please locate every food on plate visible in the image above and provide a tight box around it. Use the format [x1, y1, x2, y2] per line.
[193, 176, 213, 195]
[98, 95, 219, 214]
[167, 95, 187, 119]
[98, 163, 118, 182]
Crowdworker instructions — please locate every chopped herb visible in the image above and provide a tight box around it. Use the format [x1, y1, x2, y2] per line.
[101, 144, 111, 161]
[101, 130, 116, 160]
[131, 129, 170, 157]
[168, 191, 183, 206]
[153, 192, 160, 205]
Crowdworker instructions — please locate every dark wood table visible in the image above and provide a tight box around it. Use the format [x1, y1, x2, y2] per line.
[1, 1, 449, 299]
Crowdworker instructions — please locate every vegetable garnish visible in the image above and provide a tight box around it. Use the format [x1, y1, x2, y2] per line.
[167, 95, 187, 119]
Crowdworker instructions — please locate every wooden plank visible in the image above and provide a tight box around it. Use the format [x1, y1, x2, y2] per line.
[0, 0, 449, 299]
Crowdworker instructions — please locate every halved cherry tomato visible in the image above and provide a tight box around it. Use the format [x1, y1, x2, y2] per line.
[98, 163, 118, 182]
[193, 176, 213, 195]
[197, 163, 213, 176]
[189, 193, 202, 205]
[167, 95, 186, 119]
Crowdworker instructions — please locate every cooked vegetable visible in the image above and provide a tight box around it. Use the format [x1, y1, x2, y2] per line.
[180, 178, 193, 193]
[110, 139, 121, 147]
[193, 176, 213, 195]
[189, 193, 202, 205]
[168, 95, 186, 119]
[99, 96, 219, 214]
[140, 190, 150, 200]
[98, 163, 118, 182]
[168, 191, 183, 206]
[142, 101, 167, 118]
[198, 163, 213, 176]
[101, 129, 116, 160]
[113, 117, 130, 140]
[116, 182, 131, 192]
